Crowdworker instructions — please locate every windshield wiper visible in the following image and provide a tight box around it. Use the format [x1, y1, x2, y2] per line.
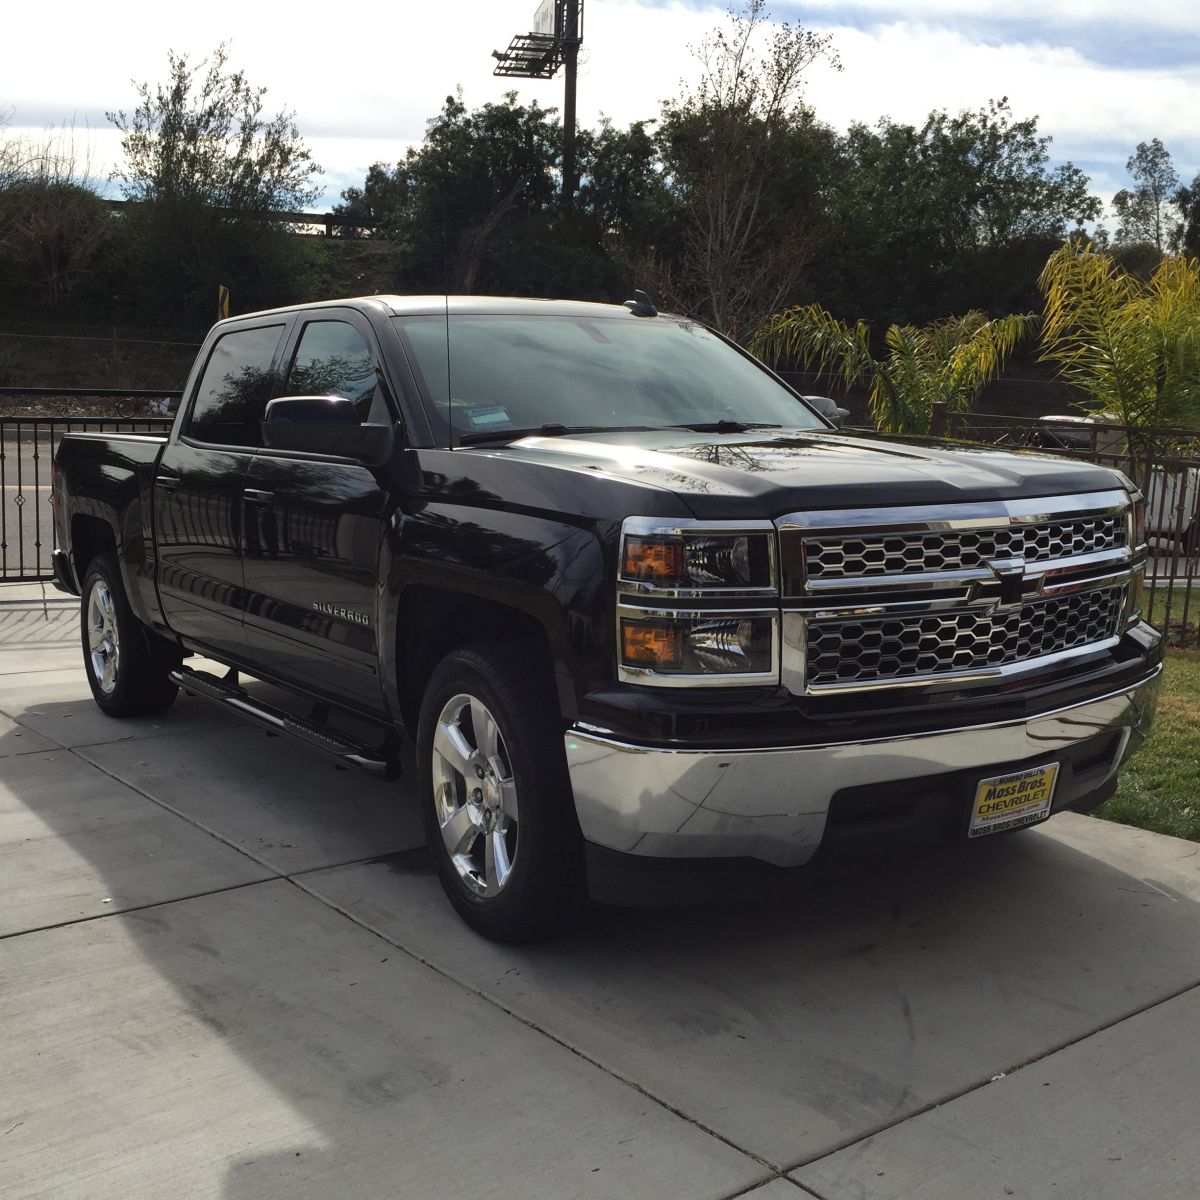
[458, 423, 663, 446]
[668, 420, 782, 433]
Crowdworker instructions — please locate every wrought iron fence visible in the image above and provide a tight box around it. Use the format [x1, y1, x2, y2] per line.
[6, 396, 1199, 645]
[0, 416, 174, 581]
[915, 406, 1199, 642]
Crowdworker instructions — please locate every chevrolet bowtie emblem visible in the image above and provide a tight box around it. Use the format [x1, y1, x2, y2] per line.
[989, 559, 1027, 607]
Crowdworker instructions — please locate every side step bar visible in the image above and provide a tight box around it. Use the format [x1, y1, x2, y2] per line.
[170, 666, 402, 779]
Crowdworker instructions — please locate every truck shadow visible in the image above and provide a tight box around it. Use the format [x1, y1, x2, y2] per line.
[2, 702, 1198, 1193]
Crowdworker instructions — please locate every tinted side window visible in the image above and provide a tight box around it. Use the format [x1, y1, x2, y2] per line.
[188, 325, 285, 447]
[286, 320, 389, 423]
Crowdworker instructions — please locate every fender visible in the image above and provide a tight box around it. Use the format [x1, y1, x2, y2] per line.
[56, 433, 169, 632]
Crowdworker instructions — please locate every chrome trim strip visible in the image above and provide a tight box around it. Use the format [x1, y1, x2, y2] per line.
[802, 544, 1138, 593]
[790, 591, 1118, 619]
[776, 489, 1130, 534]
[622, 516, 778, 537]
[620, 583, 780, 600]
[1038, 567, 1134, 598]
[787, 571, 1130, 619]
[805, 565, 1006, 592]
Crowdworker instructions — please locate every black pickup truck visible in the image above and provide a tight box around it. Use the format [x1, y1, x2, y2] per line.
[52, 295, 1163, 940]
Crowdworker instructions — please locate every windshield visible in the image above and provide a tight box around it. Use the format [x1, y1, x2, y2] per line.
[392, 314, 825, 445]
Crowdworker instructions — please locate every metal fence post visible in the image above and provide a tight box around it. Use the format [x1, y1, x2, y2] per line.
[929, 402, 949, 439]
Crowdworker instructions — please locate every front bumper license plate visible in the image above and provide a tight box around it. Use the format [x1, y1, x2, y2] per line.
[969, 762, 1061, 838]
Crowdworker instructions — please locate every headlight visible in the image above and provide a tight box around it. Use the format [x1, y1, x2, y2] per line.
[616, 519, 781, 686]
[619, 522, 776, 594]
[618, 611, 777, 682]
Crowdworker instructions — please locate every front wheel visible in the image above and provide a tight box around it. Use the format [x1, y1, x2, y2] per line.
[80, 554, 180, 717]
[416, 640, 585, 942]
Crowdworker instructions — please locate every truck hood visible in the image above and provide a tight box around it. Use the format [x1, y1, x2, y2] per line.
[479, 429, 1128, 519]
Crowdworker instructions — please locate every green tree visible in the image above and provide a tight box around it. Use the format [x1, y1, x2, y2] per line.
[819, 99, 1099, 326]
[1111, 139, 1181, 253]
[1176, 172, 1200, 259]
[0, 121, 110, 307]
[334, 92, 662, 299]
[1039, 241, 1200, 434]
[109, 43, 319, 211]
[107, 44, 322, 322]
[578, 118, 683, 266]
[335, 92, 562, 292]
[752, 305, 1034, 435]
[655, 0, 839, 342]
[334, 163, 410, 238]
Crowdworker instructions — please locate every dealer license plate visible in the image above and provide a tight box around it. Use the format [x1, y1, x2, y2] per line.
[968, 762, 1061, 838]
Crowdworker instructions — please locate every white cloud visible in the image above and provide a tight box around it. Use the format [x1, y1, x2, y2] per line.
[805, 21, 1200, 148]
[2, 0, 1196, 212]
[788, 0, 1195, 26]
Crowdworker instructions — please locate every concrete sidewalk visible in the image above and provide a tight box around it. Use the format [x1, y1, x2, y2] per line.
[2, 587, 1198, 1199]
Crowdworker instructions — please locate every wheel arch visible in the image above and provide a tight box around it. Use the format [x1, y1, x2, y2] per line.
[70, 514, 118, 583]
[393, 586, 569, 732]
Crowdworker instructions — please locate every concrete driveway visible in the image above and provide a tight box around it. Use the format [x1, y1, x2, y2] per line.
[2, 584, 1199, 1200]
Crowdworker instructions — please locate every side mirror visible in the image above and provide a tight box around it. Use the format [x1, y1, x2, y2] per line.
[262, 395, 393, 462]
[802, 395, 846, 429]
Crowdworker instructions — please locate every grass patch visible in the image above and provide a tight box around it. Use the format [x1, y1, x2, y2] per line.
[1097, 647, 1200, 842]
[1145, 584, 1199, 648]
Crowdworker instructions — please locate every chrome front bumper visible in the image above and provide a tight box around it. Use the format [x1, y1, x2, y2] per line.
[563, 669, 1162, 868]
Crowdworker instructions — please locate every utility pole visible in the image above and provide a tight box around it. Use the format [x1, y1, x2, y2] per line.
[492, 1, 585, 208]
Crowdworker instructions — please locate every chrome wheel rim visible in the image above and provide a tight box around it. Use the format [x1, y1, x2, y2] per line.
[86, 579, 120, 695]
[431, 693, 518, 898]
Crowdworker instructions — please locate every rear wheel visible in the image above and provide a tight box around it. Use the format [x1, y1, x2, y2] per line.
[416, 640, 585, 942]
[80, 554, 180, 717]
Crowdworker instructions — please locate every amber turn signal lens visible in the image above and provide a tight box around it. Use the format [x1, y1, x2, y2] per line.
[622, 537, 685, 582]
[1131, 497, 1146, 546]
[621, 621, 684, 667]
[1126, 566, 1145, 626]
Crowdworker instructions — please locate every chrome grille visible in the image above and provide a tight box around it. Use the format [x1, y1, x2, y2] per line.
[804, 515, 1125, 580]
[805, 585, 1125, 688]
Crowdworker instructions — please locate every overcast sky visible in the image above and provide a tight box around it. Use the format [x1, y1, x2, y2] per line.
[4, 0, 1197, 218]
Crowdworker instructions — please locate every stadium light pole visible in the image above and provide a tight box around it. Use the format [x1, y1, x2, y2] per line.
[492, 0, 585, 208]
[560, 0, 581, 207]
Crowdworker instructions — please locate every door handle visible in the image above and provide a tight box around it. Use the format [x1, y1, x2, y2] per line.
[155, 475, 180, 493]
[243, 488, 275, 507]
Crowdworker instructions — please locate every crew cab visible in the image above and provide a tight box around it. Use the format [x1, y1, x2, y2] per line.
[51, 295, 1163, 940]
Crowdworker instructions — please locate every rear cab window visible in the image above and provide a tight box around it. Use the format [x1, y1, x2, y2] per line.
[186, 324, 286, 448]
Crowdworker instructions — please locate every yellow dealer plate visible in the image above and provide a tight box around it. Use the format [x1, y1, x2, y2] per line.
[969, 762, 1060, 838]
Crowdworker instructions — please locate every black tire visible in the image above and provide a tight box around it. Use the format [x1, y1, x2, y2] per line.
[80, 553, 180, 717]
[416, 639, 585, 942]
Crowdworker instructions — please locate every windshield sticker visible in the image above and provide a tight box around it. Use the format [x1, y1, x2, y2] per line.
[462, 404, 512, 430]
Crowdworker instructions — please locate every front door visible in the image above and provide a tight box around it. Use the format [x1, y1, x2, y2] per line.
[240, 314, 394, 712]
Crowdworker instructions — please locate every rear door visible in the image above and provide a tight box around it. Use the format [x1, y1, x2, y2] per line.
[239, 311, 395, 712]
[154, 321, 288, 659]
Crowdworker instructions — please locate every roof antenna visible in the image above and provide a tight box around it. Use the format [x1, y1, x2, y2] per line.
[623, 289, 657, 317]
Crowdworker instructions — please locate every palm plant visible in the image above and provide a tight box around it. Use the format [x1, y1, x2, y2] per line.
[751, 305, 1034, 435]
[1038, 242, 1200, 431]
